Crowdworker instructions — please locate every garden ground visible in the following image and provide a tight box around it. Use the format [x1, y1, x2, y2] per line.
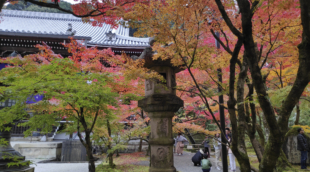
[30, 151, 306, 172]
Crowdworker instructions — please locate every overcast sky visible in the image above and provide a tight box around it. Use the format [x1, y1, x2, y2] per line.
[63, 0, 79, 5]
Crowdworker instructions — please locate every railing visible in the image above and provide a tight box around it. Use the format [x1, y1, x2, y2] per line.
[11, 120, 30, 137]
[10, 120, 59, 138]
[186, 143, 204, 150]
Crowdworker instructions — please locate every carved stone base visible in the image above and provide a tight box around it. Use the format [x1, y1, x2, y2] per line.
[138, 94, 183, 112]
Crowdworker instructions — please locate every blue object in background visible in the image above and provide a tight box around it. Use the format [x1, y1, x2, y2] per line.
[26, 94, 44, 104]
[0, 63, 44, 104]
[0, 63, 8, 70]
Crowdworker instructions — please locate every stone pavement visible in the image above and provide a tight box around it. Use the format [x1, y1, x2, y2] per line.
[29, 151, 240, 172]
[29, 159, 102, 172]
[174, 151, 240, 172]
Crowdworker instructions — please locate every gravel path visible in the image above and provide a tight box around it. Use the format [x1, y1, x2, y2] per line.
[29, 151, 240, 172]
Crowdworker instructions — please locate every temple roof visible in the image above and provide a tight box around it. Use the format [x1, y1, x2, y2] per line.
[0, 10, 150, 48]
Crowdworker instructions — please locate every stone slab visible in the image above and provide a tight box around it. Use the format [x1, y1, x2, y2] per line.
[283, 135, 310, 165]
[13, 142, 62, 160]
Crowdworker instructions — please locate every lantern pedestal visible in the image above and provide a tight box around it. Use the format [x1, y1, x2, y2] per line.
[0, 124, 34, 172]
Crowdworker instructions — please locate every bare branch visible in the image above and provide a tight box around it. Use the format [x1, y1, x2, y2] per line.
[210, 29, 233, 54]
[214, 0, 243, 38]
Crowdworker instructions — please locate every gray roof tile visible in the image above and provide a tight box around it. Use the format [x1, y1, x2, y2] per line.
[0, 10, 149, 48]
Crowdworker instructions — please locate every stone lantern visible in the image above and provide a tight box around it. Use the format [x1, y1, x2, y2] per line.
[138, 42, 184, 172]
[0, 99, 34, 172]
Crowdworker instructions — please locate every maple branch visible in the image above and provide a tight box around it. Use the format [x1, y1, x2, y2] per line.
[179, 52, 228, 143]
[188, 9, 202, 69]
[260, 25, 300, 69]
[220, 28, 231, 51]
[205, 70, 226, 91]
[270, 62, 284, 89]
[258, 44, 263, 62]
[24, 0, 136, 18]
[278, 61, 283, 88]
[214, 0, 243, 38]
[90, 107, 100, 132]
[77, 120, 86, 146]
[267, 80, 281, 89]
[79, 107, 90, 135]
[67, 102, 80, 117]
[300, 97, 310, 103]
[210, 29, 233, 55]
[176, 88, 229, 110]
[250, 0, 260, 15]
[209, 97, 229, 110]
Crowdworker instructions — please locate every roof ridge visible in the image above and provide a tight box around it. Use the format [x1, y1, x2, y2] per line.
[116, 34, 150, 42]
[1, 9, 82, 22]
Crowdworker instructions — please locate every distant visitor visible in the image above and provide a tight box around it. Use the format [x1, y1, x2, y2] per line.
[297, 128, 309, 170]
[175, 132, 188, 156]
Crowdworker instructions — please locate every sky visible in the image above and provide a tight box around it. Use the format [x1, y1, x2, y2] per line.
[62, 0, 79, 5]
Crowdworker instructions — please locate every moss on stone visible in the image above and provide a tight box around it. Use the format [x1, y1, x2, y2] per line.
[285, 125, 310, 140]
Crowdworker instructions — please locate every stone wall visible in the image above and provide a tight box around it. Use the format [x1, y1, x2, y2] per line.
[283, 135, 310, 165]
[13, 142, 62, 160]
[12, 140, 148, 160]
[100, 140, 149, 153]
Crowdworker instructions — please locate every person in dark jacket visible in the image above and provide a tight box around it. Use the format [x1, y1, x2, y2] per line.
[202, 136, 210, 158]
[192, 149, 204, 166]
[297, 128, 309, 169]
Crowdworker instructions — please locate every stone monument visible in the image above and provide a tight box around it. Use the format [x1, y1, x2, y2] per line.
[283, 135, 310, 165]
[138, 40, 184, 172]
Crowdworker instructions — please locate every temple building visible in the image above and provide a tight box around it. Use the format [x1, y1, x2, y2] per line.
[0, 9, 150, 58]
[0, 9, 150, 138]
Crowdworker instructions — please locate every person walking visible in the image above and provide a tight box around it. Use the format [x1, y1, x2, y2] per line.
[227, 135, 236, 172]
[201, 153, 212, 172]
[202, 135, 210, 158]
[297, 128, 309, 170]
[175, 132, 188, 156]
[213, 133, 221, 170]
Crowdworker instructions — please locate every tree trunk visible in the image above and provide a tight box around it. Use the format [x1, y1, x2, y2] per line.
[275, 149, 292, 171]
[106, 119, 115, 168]
[249, 136, 264, 162]
[233, 54, 252, 172]
[138, 138, 142, 152]
[78, 114, 96, 172]
[261, 114, 270, 141]
[246, 81, 264, 163]
[0, 0, 5, 12]
[78, 129, 95, 172]
[146, 144, 150, 156]
[108, 152, 114, 168]
[256, 124, 265, 148]
[85, 131, 96, 172]
[213, 0, 310, 170]
[116, 150, 120, 157]
[294, 103, 300, 125]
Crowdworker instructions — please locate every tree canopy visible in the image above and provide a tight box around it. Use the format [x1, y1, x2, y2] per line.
[4, 0, 72, 13]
